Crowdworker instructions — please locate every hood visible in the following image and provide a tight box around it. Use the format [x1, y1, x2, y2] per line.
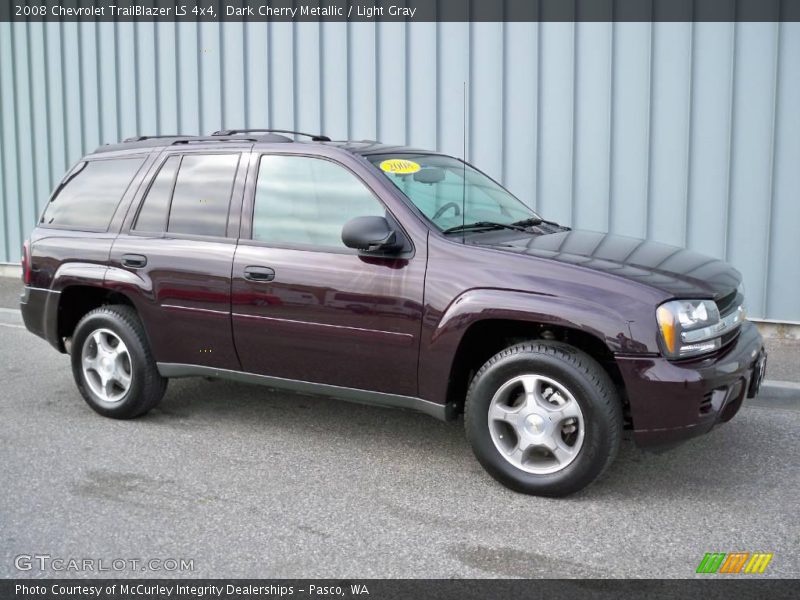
[478, 229, 740, 299]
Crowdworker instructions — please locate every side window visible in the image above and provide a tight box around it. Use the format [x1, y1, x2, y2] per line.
[253, 155, 385, 249]
[166, 154, 240, 237]
[133, 156, 180, 232]
[41, 158, 144, 230]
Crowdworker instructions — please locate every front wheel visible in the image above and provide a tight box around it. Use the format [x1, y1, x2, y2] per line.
[464, 341, 622, 497]
[71, 305, 167, 419]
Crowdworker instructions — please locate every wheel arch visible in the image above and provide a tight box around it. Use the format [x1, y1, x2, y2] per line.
[56, 284, 138, 351]
[419, 289, 634, 422]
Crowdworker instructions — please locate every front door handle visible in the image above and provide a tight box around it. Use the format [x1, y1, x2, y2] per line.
[243, 265, 275, 282]
[121, 253, 147, 268]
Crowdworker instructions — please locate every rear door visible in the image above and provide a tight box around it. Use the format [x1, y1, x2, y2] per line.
[107, 149, 249, 370]
[231, 151, 427, 396]
[31, 155, 151, 289]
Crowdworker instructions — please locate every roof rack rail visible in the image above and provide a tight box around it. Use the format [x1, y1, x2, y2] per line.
[123, 134, 188, 142]
[94, 133, 288, 154]
[212, 129, 332, 142]
[170, 136, 259, 145]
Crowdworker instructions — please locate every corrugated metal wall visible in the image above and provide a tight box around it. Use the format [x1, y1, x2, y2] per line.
[1, 21, 798, 321]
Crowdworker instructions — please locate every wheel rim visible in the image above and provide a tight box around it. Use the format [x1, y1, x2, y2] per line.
[487, 374, 585, 475]
[81, 328, 132, 403]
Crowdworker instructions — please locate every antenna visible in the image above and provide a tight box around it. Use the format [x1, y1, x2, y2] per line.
[461, 80, 467, 244]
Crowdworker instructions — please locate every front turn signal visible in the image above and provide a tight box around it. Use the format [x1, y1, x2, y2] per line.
[656, 305, 676, 355]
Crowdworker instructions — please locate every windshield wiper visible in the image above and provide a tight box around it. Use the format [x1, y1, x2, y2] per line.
[443, 221, 528, 235]
[510, 217, 544, 228]
[510, 217, 571, 231]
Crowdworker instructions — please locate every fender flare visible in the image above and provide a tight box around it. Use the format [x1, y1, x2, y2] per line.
[37, 263, 109, 351]
[50, 262, 108, 293]
[418, 288, 638, 406]
[47, 263, 147, 351]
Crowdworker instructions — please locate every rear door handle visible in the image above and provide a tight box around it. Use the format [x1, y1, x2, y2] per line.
[121, 254, 147, 268]
[243, 266, 275, 282]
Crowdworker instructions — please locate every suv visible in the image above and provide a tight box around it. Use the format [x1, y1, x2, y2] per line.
[20, 129, 767, 497]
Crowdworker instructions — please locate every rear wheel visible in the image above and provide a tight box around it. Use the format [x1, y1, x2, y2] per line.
[464, 341, 622, 497]
[71, 305, 167, 419]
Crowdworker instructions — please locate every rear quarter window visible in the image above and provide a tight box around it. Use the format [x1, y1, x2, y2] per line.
[41, 157, 145, 230]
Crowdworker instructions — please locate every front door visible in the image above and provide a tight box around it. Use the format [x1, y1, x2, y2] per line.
[231, 153, 426, 396]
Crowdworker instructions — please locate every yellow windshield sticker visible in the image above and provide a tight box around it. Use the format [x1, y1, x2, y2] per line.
[380, 158, 421, 175]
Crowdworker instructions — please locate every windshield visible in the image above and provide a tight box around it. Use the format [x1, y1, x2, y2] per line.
[367, 153, 539, 232]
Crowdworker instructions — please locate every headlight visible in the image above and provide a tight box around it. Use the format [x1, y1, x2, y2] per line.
[656, 299, 722, 358]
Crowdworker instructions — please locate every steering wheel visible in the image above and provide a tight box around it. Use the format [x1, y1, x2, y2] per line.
[432, 202, 462, 220]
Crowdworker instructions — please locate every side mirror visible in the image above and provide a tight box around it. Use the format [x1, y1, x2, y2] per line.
[342, 216, 401, 253]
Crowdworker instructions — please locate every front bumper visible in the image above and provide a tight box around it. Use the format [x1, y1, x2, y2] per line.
[616, 320, 765, 448]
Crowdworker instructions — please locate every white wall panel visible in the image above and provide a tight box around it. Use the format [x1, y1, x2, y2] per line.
[685, 22, 735, 260]
[727, 23, 780, 319]
[536, 22, 574, 223]
[767, 22, 800, 321]
[648, 22, 692, 247]
[572, 22, 612, 233]
[609, 23, 651, 240]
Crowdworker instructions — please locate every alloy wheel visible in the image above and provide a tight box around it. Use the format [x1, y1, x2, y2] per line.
[487, 374, 585, 474]
[80, 328, 133, 403]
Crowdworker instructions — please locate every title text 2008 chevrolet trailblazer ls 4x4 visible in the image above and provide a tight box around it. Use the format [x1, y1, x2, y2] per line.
[20, 130, 767, 496]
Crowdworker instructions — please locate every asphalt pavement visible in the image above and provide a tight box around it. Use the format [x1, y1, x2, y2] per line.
[0, 306, 798, 579]
[0, 278, 20, 312]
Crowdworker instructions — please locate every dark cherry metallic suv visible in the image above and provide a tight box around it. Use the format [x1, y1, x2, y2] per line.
[20, 129, 767, 496]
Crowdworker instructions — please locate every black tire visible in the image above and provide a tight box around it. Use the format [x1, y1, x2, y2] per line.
[464, 341, 622, 497]
[70, 305, 167, 419]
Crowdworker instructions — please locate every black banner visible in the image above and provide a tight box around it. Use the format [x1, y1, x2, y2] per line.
[0, 0, 798, 22]
[1, 579, 797, 600]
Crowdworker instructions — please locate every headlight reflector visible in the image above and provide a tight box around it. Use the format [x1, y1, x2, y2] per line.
[656, 299, 722, 359]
